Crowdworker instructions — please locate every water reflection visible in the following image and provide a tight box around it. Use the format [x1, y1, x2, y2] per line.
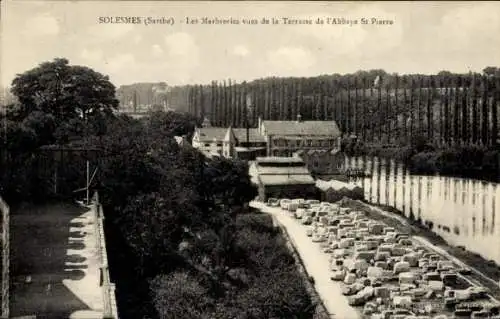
[345, 156, 500, 264]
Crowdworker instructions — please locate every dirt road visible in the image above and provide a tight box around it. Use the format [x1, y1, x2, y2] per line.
[250, 201, 360, 319]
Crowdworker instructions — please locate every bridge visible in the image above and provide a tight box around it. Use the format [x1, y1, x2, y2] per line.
[0, 193, 118, 319]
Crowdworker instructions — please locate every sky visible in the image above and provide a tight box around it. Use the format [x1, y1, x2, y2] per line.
[1, 1, 500, 88]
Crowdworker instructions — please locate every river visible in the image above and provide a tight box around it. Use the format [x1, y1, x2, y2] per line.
[343, 156, 500, 265]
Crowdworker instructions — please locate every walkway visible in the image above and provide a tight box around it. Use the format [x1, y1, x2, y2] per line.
[9, 202, 103, 318]
[250, 201, 361, 319]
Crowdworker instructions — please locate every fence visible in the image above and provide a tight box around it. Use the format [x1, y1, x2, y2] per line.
[0, 196, 9, 319]
[92, 192, 119, 319]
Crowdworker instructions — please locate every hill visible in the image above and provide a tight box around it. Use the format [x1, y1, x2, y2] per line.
[116, 82, 169, 111]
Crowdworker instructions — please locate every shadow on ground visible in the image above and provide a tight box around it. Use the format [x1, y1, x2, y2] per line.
[9, 201, 95, 317]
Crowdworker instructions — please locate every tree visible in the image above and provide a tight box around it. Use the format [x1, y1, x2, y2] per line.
[483, 66, 500, 77]
[11, 58, 119, 122]
[142, 110, 199, 140]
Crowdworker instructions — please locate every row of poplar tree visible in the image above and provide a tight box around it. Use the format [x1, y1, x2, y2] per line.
[181, 72, 500, 147]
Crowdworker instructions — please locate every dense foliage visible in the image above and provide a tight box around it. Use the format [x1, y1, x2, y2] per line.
[1, 59, 316, 319]
[96, 114, 315, 318]
[11, 58, 119, 122]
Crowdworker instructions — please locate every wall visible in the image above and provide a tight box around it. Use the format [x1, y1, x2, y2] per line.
[267, 136, 339, 157]
[92, 193, 119, 319]
[0, 196, 9, 319]
[261, 184, 319, 202]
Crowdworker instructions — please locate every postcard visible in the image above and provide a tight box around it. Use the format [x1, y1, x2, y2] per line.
[1, 1, 499, 319]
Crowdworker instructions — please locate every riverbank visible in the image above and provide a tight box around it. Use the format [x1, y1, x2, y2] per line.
[341, 198, 500, 300]
[343, 141, 500, 183]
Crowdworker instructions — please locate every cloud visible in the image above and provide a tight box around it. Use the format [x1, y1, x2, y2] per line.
[152, 44, 163, 57]
[164, 32, 198, 57]
[88, 23, 134, 40]
[23, 14, 59, 36]
[163, 32, 200, 83]
[133, 34, 143, 44]
[107, 53, 135, 72]
[81, 48, 103, 62]
[292, 5, 403, 56]
[231, 45, 250, 57]
[267, 47, 316, 75]
[439, 3, 500, 49]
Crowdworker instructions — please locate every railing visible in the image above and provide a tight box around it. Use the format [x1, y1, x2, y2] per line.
[92, 192, 119, 319]
[0, 196, 9, 319]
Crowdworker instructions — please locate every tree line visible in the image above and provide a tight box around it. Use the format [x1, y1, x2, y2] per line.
[180, 69, 500, 149]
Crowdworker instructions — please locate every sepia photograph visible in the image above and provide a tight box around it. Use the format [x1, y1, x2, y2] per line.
[1, 1, 500, 318]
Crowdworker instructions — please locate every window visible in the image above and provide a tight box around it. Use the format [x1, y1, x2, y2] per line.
[313, 160, 319, 168]
[204, 143, 210, 147]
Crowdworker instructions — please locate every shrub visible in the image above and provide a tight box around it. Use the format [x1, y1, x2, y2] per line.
[408, 210, 415, 221]
[482, 150, 499, 172]
[410, 151, 438, 174]
[435, 149, 461, 174]
[235, 213, 277, 235]
[151, 272, 215, 319]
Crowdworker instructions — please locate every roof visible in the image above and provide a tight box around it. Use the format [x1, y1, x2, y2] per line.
[259, 174, 315, 186]
[174, 136, 184, 145]
[295, 149, 342, 156]
[196, 127, 228, 142]
[256, 157, 304, 164]
[232, 128, 266, 143]
[257, 166, 311, 175]
[262, 120, 341, 136]
[234, 147, 267, 152]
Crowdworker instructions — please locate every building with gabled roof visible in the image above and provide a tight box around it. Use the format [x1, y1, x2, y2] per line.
[249, 156, 318, 201]
[192, 114, 343, 162]
[192, 127, 228, 157]
[222, 127, 267, 160]
[231, 128, 267, 144]
[258, 114, 342, 157]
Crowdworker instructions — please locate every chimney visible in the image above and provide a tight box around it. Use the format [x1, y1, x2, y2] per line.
[296, 113, 302, 123]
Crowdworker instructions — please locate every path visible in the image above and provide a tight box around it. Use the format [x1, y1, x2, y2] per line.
[250, 201, 360, 319]
[9, 202, 103, 318]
